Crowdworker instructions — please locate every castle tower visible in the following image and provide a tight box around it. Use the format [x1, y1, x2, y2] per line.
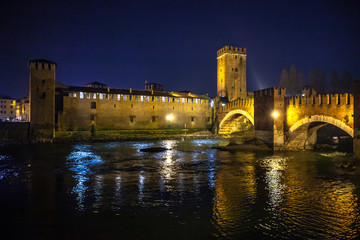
[217, 46, 247, 101]
[29, 59, 56, 139]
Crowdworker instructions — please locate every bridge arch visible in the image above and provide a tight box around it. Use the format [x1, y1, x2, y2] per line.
[219, 109, 254, 131]
[288, 115, 353, 137]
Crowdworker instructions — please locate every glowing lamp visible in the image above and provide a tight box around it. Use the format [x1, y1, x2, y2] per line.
[272, 111, 278, 118]
[166, 114, 174, 121]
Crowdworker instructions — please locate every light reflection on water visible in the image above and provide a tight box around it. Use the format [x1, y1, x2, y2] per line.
[66, 144, 103, 211]
[1, 140, 360, 239]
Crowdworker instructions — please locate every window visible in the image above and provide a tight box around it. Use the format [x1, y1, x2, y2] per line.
[130, 116, 136, 123]
[118, 94, 121, 100]
[207, 117, 211, 122]
[114, 104, 116, 108]
[90, 115, 95, 120]
[135, 96, 138, 101]
[42, 92, 46, 98]
[191, 116, 195, 122]
[10, 106, 13, 109]
[146, 96, 150, 101]
[152, 116, 157, 123]
[93, 93, 96, 99]
[200, 100, 203, 104]
[140, 96, 144, 101]
[123, 95, 127, 100]
[106, 94, 109, 100]
[162, 97, 165, 102]
[80, 92, 84, 99]
[91, 102, 96, 109]
[99, 94, 103, 100]
[195, 99, 198, 104]
[235, 68, 238, 72]
[129, 95, 132, 100]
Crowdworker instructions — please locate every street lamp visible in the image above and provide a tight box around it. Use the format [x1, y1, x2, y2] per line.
[272, 111, 278, 118]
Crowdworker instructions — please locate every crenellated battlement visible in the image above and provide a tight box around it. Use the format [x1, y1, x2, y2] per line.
[217, 45, 246, 57]
[220, 97, 254, 112]
[286, 93, 353, 106]
[29, 59, 57, 70]
[254, 87, 286, 98]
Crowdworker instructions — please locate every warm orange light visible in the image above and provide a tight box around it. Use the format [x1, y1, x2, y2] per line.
[272, 111, 278, 118]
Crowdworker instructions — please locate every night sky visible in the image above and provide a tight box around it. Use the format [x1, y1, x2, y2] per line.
[1, 0, 359, 99]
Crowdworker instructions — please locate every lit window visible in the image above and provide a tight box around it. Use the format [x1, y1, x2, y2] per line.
[80, 92, 84, 99]
[195, 99, 198, 104]
[93, 93, 96, 99]
[146, 96, 150, 101]
[177, 98, 180, 103]
[200, 100, 203, 104]
[118, 94, 120, 100]
[140, 96, 144, 101]
[182, 98, 185, 103]
[99, 94, 103, 100]
[123, 95, 127, 100]
[135, 96, 138, 101]
[162, 97, 165, 102]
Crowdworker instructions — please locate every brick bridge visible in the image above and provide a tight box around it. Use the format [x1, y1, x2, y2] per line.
[217, 87, 354, 150]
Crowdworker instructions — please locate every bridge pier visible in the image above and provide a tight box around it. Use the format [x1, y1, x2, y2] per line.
[254, 88, 286, 150]
[354, 81, 360, 159]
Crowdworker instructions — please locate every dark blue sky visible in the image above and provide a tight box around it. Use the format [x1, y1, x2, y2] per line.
[1, 0, 359, 99]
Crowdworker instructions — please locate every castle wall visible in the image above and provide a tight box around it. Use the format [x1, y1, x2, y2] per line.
[254, 88, 286, 148]
[57, 92, 212, 131]
[29, 59, 56, 138]
[286, 94, 354, 132]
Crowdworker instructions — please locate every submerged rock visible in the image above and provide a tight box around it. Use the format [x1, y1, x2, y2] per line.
[140, 147, 169, 152]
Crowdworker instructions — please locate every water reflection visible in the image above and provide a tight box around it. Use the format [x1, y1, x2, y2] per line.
[138, 171, 145, 203]
[66, 144, 103, 211]
[262, 156, 287, 209]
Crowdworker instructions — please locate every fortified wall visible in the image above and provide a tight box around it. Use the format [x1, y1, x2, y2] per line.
[56, 87, 212, 132]
[28, 59, 212, 139]
[254, 88, 286, 148]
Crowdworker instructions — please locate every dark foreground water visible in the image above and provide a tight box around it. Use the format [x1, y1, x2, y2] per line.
[1, 139, 359, 239]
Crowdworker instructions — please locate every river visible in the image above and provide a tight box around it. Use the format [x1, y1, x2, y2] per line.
[0, 139, 359, 239]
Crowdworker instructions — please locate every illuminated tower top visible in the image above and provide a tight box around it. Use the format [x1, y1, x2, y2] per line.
[217, 46, 247, 101]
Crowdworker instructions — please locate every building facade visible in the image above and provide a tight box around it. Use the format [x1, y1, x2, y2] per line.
[217, 46, 247, 101]
[0, 96, 16, 121]
[16, 98, 30, 121]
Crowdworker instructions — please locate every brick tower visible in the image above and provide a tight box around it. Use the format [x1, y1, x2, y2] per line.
[29, 59, 56, 139]
[217, 46, 247, 101]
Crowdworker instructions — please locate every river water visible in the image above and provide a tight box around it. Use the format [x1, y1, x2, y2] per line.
[0, 139, 359, 239]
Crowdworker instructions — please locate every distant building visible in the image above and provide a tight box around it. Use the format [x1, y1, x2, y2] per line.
[0, 96, 16, 121]
[86, 81, 108, 88]
[16, 97, 30, 121]
[145, 81, 164, 91]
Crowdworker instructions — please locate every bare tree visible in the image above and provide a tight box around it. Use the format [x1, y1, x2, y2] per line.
[279, 68, 289, 89]
[289, 65, 297, 96]
[296, 70, 305, 95]
[341, 71, 353, 93]
[329, 69, 340, 93]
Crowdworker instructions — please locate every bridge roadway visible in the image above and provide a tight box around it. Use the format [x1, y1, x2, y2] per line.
[217, 87, 354, 150]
